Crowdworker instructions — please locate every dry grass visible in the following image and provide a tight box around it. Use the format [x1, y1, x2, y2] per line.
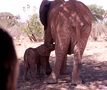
[90, 23, 107, 41]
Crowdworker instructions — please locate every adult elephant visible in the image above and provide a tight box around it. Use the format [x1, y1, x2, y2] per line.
[43, 0, 93, 85]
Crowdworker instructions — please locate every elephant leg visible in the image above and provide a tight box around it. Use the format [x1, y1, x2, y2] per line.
[36, 60, 41, 77]
[30, 67, 34, 79]
[47, 53, 66, 84]
[71, 25, 91, 85]
[60, 55, 67, 75]
[24, 63, 33, 80]
[46, 56, 52, 75]
[24, 64, 29, 80]
[46, 41, 69, 84]
[40, 56, 49, 77]
[40, 59, 46, 77]
[72, 44, 82, 85]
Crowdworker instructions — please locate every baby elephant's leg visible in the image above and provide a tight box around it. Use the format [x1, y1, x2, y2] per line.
[37, 56, 52, 77]
[45, 56, 52, 75]
[36, 58, 41, 77]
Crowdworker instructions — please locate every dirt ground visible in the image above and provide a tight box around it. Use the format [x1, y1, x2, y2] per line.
[15, 38, 107, 90]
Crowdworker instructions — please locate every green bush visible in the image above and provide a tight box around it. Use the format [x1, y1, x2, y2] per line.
[22, 14, 44, 42]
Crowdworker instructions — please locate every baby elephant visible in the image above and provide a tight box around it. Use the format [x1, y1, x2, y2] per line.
[24, 44, 55, 79]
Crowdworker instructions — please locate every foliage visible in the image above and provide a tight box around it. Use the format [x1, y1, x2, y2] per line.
[0, 12, 19, 28]
[22, 14, 44, 42]
[88, 4, 105, 22]
[88, 4, 107, 41]
[90, 23, 107, 41]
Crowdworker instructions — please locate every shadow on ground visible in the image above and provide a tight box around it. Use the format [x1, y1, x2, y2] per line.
[17, 55, 107, 90]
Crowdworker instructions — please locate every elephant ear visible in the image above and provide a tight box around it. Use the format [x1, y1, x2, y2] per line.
[39, 1, 51, 28]
[37, 45, 51, 56]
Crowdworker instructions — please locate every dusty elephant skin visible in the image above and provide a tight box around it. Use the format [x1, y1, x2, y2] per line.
[0, 28, 18, 90]
[24, 44, 55, 79]
[40, 0, 93, 85]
